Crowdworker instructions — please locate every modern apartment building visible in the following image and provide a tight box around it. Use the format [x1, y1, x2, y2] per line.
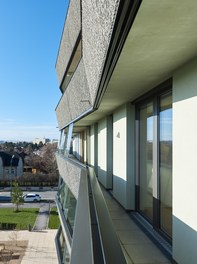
[54, 0, 197, 263]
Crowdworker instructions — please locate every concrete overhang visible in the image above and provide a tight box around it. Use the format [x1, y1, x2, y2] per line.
[75, 0, 197, 129]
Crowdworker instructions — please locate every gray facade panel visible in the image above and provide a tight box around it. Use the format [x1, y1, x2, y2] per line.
[56, 0, 120, 128]
[56, 0, 81, 85]
[56, 92, 72, 129]
[82, 0, 120, 103]
[56, 154, 81, 199]
[56, 59, 92, 129]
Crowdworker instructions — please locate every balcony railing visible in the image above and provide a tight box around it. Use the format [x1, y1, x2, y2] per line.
[55, 153, 127, 264]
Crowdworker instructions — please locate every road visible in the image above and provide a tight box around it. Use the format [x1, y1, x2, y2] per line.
[0, 190, 57, 201]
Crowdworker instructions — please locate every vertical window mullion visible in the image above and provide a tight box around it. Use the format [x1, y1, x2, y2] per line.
[153, 96, 159, 228]
[135, 108, 140, 211]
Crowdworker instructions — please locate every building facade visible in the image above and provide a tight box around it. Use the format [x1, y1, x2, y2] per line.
[33, 137, 50, 145]
[0, 152, 23, 179]
[55, 1, 197, 263]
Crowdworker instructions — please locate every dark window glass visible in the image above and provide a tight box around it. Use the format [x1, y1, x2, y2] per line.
[137, 88, 172, 238]
[159, 92, 172, 236]
[139, 102, 154, 221]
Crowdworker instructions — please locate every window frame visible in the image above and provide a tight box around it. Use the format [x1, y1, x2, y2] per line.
[135, 80, 172, 242]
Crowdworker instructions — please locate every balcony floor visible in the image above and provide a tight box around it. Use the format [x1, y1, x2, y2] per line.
[101, 187, 172, 264]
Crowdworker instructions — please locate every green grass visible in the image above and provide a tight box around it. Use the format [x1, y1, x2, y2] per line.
[48, 207, 60, 229]
[0, 208, 39, 230]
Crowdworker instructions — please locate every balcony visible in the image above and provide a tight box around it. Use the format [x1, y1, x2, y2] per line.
[55, 153, 171, 263]
[55, 152, 127, 264]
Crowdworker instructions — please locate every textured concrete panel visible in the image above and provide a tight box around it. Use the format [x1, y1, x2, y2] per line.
[56, 0, 120, 127]
[56, 0, 81, 85]
[56, 153, 82, 199]
[56, 92, 72, 129]
[56, 59, 92, 129]
[82, 0, 120, 103]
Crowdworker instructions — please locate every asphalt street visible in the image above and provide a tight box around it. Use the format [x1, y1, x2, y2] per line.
[0, 190, 57, 201]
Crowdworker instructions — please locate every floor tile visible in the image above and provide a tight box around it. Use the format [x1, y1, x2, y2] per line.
[109, 210, 132, 220]
[112, 219, 141, 231]
[124, 243, 170, 264]
[101, 187, 171, 264]
[117, 230, 151, 245]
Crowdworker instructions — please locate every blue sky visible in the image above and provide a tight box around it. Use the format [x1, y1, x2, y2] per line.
[0, 0, 68, 142]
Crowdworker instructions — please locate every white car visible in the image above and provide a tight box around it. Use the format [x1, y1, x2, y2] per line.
[23, 193, 41, 202]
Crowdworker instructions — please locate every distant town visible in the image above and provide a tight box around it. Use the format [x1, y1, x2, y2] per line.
[0, 138, 59, 187]
[0, 137, 58, 145]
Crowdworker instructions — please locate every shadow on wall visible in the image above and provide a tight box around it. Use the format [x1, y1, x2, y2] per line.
[173, 215, 197, 264]
[173, 57, 197, 104]
[97, 166, 113, 190]
[70, 153, 83, 163]
[112, 173, 134, 210]
[96, 166, 133, 210]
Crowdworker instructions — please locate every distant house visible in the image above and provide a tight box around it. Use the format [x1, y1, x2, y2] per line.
[33, 137, 50, 145]
[23, 166, 37, 174]
[0, 151, 23, 179]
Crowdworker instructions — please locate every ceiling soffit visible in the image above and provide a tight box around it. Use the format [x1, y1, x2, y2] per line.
[76, 0, 197, 127]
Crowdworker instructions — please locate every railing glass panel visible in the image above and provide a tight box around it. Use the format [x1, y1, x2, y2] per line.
[57, 180, 77, 236]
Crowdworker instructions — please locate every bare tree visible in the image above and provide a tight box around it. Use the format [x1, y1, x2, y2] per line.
[41, 143, 57, 174]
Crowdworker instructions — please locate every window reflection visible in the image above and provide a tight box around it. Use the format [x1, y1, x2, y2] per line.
[139, 102, 153, 222]
[57, 228, 70, 263]
[58, 181, 77, 236]
[137, 89, 172, 239]
[159, 92, 172, 236]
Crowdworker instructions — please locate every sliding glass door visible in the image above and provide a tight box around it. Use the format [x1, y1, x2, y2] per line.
[137, 90, 172, 238]
[159, 93, 172, 236]
[139, 102, 154, 222]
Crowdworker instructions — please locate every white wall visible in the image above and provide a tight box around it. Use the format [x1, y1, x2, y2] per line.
[17, 157, 23, 177]
[89, 125, 95, 167]
[113, 104, 135, 209]
[98, 118, 107, 187]
[73, 134, 81, 160]
[97, 117, 112, 188]
[106, 116, 113, 189]
[173, 57, 197, 264]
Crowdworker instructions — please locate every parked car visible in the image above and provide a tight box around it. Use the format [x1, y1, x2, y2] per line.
[23, 193, 41, 202]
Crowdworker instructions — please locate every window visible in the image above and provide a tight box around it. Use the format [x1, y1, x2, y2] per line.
[56, 227, 70, 264]
[136, 87, 172, 239]
[61, 36, 82, 93]
[159, 92, 172, 236]
[11, 168, 15, 176]
[5, 169, 10, 177]
[58, 180, 77, 236]
[138, 101, 154, 221]
[58, 130, 67, 154]
[63, 187, 77, 235]
[65, 123, 73, 156]
[58, 123, 73, 157]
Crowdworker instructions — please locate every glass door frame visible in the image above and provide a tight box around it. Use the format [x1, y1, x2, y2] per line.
[135, 81, 172, 242]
